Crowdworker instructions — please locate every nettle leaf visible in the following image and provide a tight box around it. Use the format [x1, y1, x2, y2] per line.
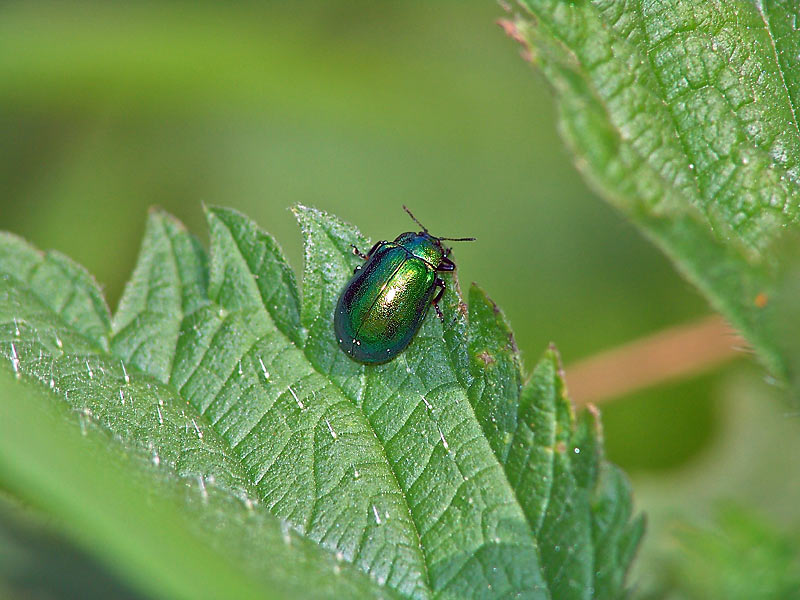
[0, 369, 391, 600]
[0, 225, 393, 600]
[0, 206, 641, 599]
[506, 0, 800, 382]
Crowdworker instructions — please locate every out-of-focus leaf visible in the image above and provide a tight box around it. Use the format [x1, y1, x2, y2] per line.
[0, 495, 144, 600]
[630, 369, 800, 597]
[675, 505, 800, 600]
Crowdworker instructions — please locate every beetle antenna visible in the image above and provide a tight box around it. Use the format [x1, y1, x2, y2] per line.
[438, 236, 476, 242]
[402, 205, 428, 233]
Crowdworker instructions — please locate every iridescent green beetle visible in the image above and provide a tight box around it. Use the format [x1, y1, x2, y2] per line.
[334, 207, 474, 364]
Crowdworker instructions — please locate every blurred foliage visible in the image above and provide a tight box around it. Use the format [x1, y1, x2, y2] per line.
[0, 495, 143, 600]
[634, 503, 800, 600]
[631, 370, 800, 598]
[601, 370, 721, 473]
[0, 1, 796, 598]
[671, 505, 800, 600]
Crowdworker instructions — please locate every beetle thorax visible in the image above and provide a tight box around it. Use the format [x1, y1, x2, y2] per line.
[393, 232, 444, 267]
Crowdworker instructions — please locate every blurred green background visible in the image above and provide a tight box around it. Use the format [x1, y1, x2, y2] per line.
[1, 1, 798, 597]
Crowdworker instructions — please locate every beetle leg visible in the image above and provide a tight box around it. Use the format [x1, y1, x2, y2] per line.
[351, 241, 382, 260]
[432, 278, 446, 322]
[434, 303, 445, 321]
[438, 256, 455, 272]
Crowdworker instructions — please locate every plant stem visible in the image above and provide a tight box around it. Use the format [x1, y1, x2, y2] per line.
[566, 315, 747, 405]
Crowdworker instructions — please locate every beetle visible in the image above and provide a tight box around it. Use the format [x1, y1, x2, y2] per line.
[334, 206, 474, 364]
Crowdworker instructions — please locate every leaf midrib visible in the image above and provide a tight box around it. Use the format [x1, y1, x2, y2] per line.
[631, 0, 703, 207]
[755, 0, 800, 143]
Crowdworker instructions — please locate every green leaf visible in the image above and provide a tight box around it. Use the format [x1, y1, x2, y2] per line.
[466, 287, 644, 599]
[0, 370, 393, 600]
[0, 232, 111, 352]
[673, 505, 800, 599]
[111, 209, 209, 383]
[0, 206, 641, 598]
[506, 0, 800, 381]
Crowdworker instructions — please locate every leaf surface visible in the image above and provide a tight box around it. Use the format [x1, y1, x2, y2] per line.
[0, 206, 641, 598]
[507, 0, 800, 380]
[0, 368, 397, 600]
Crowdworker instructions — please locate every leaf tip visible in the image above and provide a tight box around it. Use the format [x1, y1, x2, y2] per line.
[544, 342, 565, 374]
[145, 206, 189, 233]
[204, 203, 248, 221]
[467, 280, 484, 301]
[290, 204, 329, 235]
[203, 205, 255, 237]
[496, 16, 535, 63]
[290, 203, 321, 221]
[469, 283, 513, 324]
[202, 203, 224, 220]
[577, 401, 604, 452]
